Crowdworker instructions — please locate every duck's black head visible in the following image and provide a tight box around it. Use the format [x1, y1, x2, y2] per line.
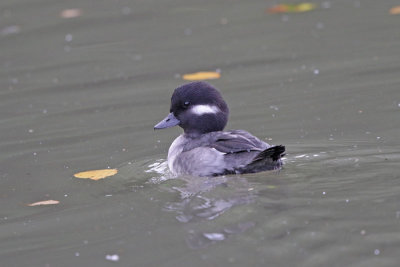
[154, 81, 229, 136]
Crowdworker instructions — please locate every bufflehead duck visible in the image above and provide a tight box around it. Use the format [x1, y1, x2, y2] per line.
[154, 81, 285, 177]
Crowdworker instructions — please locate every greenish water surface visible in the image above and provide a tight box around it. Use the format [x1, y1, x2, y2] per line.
[1, 0, 400, 266]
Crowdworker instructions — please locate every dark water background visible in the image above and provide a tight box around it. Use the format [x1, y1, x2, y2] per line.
[1, 0, 400, 266]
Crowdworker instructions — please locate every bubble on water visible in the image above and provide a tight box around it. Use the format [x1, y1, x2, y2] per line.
[374, 249, 380, 255]
[65, 34, 73, 42]
[28, 129, 34, 133]
[313, 69, 320, 75]
[105, 254, 120, 262]
[269, 105, 279, 111]
[75, 252, 80, 257]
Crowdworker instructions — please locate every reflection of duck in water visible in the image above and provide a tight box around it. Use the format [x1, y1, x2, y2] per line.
[164, 174, 258, 249]
[155, 81, 285, 176]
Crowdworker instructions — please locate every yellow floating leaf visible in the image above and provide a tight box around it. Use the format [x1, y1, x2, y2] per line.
[74, 169, 118, 180]
[266, 185, 277, 189]
[28, 200, 60, 206]
[182, 71, 220, 81]
[296, 3, 316, 12]
[60, 9, 83, 19]
[389, 6, 400, 15]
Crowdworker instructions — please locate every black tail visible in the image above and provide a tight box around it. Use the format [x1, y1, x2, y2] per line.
[252, 145, 285, 162]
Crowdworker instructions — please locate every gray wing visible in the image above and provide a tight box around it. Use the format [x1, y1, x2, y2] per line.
[208, 130, 269, 154]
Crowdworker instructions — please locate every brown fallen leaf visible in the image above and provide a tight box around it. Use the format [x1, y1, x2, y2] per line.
[74, 169, 118, 180]
[389, 6, 400, 15]
[267, 2, 316, 14]
[60, 9, 83, 19]
[182, 71, 220, 81]
[28, 200, 60, 206]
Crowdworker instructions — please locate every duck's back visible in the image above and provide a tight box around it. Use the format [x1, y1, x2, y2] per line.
[167, 130, 285, 176]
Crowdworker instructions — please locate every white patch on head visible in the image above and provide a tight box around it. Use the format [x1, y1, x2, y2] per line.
[190, 105, 219, 116]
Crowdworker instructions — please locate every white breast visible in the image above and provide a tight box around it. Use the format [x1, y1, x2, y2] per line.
[167, 134, 227, 176]
[167, 135, 186, 174]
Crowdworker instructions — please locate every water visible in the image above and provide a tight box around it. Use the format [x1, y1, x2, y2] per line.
[1, 0, 400, 266]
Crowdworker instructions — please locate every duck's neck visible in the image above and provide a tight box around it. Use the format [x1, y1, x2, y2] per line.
[183, 130, 203, 139]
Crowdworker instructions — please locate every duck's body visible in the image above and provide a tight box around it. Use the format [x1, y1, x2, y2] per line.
[155, 82, 285, 177]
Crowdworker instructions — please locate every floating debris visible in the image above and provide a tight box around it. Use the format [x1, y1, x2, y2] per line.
[182, 71, 221, 81]
[389, 6, 400, 15]
[28, 200, 60, 206]
[105, 254, 120, 262]
[74, 169, 118, 180]
[267, 3, 317, 14]
[269, 105, 279, 111]
[60, 9, 83, 19]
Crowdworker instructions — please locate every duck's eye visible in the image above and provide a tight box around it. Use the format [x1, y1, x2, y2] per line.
[183, 101, 190, 108]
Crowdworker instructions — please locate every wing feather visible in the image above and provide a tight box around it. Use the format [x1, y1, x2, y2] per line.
[209, 130, 267, 154]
